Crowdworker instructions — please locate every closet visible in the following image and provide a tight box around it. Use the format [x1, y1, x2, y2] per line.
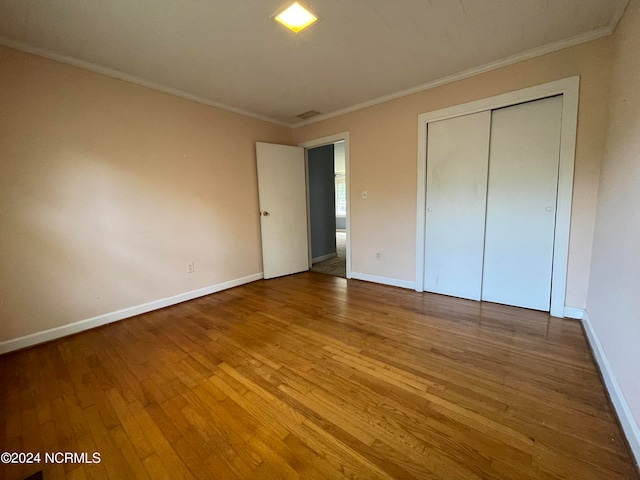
[424, 95, 563, 312]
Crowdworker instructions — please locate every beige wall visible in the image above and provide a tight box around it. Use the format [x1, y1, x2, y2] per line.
[0, 45, 292, 342]
[0, 28, 625, 344]
[587, 0, 640, 440]
[293, 37, 613, 309]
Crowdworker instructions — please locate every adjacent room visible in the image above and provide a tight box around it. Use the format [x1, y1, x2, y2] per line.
[309, 141, 347, 278]
[1, 0, 639, 478]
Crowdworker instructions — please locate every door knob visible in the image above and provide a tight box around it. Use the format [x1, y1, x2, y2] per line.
[262, 211, 270, 216]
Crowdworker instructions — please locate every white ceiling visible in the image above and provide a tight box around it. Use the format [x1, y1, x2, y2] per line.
[0, 0, 628, 126]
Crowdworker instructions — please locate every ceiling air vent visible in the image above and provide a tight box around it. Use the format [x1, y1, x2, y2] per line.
[296, 110, 321, 120]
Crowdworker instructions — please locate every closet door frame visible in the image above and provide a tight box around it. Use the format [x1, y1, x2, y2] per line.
[415, 76, 580, 318]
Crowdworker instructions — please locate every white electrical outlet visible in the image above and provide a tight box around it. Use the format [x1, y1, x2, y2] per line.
[187, 262, 195, 273]
[376, 252, 381, 260]
[362, 190, 368, 200]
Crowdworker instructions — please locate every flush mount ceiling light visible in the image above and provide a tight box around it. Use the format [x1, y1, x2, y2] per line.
[274, 2, 318, 34]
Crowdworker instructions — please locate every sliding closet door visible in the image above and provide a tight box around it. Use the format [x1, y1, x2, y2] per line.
[482, 96, 563, 311]
[424, 111, 491, 300]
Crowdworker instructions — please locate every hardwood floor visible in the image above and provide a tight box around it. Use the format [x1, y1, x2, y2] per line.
[1, 272, 638, 479]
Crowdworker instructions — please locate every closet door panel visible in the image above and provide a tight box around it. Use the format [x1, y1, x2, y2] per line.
[482, 96, 563, 311]
[424, 111, 491, 300]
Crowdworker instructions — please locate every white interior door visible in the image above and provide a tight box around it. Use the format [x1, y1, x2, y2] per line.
[256, 142, 309, 279]
[424, 111, 491, 300]
[482, 96, 563, 311]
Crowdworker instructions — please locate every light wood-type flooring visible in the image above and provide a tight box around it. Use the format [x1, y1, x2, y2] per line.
[1, 272, 638, 479]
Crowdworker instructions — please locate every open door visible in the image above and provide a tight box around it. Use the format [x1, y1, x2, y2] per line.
[256, 142, 309, 279]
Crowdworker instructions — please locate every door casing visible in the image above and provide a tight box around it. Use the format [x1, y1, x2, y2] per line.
[299, 132, 351, 279]
[415, 77, 580, 318]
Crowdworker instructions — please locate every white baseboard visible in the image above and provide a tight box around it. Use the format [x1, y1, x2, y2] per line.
[0, 273, 263, 355]
[563, 306, 585, 319]
[582, 309, 640, 467]
[312, 252, 337, 264]
[350, 272, 416, 290]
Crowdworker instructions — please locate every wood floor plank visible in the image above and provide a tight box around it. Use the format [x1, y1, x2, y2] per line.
[1, 272, 638, 479]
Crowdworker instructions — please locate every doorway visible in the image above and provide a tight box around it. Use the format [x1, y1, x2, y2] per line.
[424, 96, 562, 311]
[299, 132, 351, 279]
[307, 141, 347, 278]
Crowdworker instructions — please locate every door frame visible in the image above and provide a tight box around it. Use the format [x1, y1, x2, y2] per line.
[299, 132, 351, 279]
[415, 77, 580, 318]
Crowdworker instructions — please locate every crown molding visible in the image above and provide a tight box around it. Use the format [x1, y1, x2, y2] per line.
[0, 36, 291, 128]
[609, 0, 631, 33]
[1, 13, 622, 132]
[291, 25, 614, 129]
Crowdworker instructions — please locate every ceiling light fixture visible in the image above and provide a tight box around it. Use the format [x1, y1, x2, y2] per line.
[274, 2, 318, 34]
